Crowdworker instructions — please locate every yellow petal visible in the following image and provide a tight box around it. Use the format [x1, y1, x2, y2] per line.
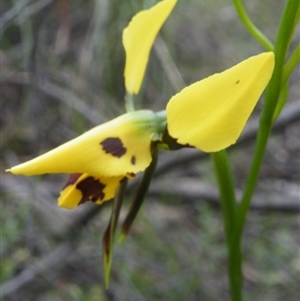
[123, 0, 177, 95]
[7, 110, 160, 178]
[166, 52, 275, 152]
[58, 173, 123, 209]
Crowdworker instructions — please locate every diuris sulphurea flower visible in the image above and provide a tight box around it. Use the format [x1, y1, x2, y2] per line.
[7, 0, 274, 211]
[7, 52, 274, 207]
[6, 0, 274, 287]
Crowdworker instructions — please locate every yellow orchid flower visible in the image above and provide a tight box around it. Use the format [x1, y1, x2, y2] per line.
[5, 0, 278, 291]
[7, 0, 275, 211]
[7, 52, 274, 208]
[123, 0, 177, 95]
[166, 52, 275, 152]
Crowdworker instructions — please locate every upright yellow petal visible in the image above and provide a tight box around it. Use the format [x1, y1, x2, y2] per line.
[58, 173, 123, 209]
[166, 52, 275, 152]
[7, 110, 160, 178]
[123, 0, 177, 95]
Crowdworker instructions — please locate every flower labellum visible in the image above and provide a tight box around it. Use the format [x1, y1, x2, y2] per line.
[58, 173, 123, 209]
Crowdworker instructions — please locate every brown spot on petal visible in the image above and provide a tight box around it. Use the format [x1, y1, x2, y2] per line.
[63, 173, 82, 189]
[131, 156, 136, 165]
[100, 137, 126, 157]
[235, 80, 240, 84]
[76, 176, 106, 205]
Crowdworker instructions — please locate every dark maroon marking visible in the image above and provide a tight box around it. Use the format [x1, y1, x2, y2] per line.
[235, 80, 240, 84]
[119, 177, 127, 184]
[62, 173, 82, 189]
[76, 176, 106, 205]
[127, 172, 136, 179]
[100, 137, 126, 157]
[131, 156, 136, 165]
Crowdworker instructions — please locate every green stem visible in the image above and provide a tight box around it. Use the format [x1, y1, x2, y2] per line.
[272, 83, 289, 123]
[211, 150, 237, 238]
[233, 0, 299, 262]
[103, 179, 127, 288]
[125, 93, 135, 112]
[211, 150, 241, 301]
[282, 44, 300, 86]
[228, 243, 243, 301]
[119, 147, 158, 243]
[232, 0, 274, 51]
[274, 44, 300, 121]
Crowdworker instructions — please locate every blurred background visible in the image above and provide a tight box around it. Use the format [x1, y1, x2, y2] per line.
[1, 0, 299, 300]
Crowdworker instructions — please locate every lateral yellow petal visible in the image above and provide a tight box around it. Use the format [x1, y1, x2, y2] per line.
[58, 173, 123, 209]
[166, 52, 275, 152]
[8, 110, 159, 178]
[123, 0, 177, 95]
